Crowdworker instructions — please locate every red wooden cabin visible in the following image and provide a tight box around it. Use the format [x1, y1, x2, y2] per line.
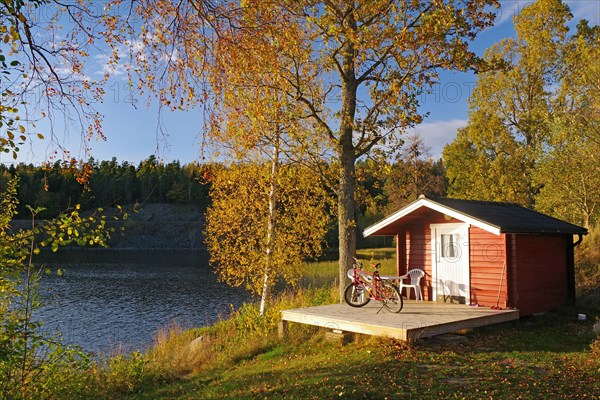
[363, 196, 587, 316]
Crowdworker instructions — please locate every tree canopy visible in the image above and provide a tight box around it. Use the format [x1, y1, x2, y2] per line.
[0, 0, 111, 165]
[444, 0, 599, 228]
[205, 162, 331, 297]
[188, 0, 498, 297]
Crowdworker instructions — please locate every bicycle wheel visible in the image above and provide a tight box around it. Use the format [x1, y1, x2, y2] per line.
[381, 282, 403, 313]
[344, 283, 370, 307]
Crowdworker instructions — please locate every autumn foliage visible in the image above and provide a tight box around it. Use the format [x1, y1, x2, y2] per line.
[205, 162, 331, 296]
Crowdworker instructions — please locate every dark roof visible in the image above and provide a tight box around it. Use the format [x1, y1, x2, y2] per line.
[425, 196, 587, 235]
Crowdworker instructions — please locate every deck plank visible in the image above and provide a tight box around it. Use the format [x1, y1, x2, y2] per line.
[281, 301, 519, 340]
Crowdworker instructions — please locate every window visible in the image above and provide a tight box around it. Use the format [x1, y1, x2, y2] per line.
[441, 234, 457, 258]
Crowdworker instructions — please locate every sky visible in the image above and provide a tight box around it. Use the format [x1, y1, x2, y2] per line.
[2, 0, 599, 166]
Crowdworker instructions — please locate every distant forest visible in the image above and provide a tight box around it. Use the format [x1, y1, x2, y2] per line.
[0, 144, 447, 231]
[0, 156, 211, 219]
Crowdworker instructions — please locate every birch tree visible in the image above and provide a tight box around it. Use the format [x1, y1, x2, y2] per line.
[205, 162, 330, 306]
[205, 7, 331, 313]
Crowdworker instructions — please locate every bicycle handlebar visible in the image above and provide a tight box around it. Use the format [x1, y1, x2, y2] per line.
[352, 257, 380, 270]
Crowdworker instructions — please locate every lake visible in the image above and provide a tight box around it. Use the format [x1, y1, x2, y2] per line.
[34, 249, 250, 355]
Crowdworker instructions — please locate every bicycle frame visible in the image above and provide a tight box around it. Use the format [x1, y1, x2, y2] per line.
[345, 257, 403, 313]
[350, 264, 385, 301]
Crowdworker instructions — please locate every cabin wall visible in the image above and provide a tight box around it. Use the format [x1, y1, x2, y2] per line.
[398, 217, 509, 306]
[511, 234, 569, 316]
[468, 227, 508, 308]
[396, 232, 406, 276]
[404, 223, 431, 300]
[401, 214, 449, 300]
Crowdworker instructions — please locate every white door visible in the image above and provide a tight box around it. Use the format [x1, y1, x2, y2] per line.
[431, 223, 470, 304]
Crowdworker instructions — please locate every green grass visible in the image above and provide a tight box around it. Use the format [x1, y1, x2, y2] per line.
[124, 309, 600, 400]
[59, 248, 600, 399]
[300, 247, 397, 288]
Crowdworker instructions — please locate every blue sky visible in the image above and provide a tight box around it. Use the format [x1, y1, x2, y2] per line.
[3, 0, 599, 166]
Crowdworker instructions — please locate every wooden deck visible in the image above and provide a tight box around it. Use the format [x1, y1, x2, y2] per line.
[280, 301, 519, 341]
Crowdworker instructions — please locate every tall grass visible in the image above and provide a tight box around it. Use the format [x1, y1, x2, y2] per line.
[300, 247, 397, 288]
[574, 226, 600, 325]
[139, 249, 398, 381]
[578, 225, 600, 262]
[144, 285, 339, 379]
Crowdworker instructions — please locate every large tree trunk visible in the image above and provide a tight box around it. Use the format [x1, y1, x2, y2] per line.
[260, 135, 279, 316]
[337, 136, 356, 301]
[337, 19, 358, 301]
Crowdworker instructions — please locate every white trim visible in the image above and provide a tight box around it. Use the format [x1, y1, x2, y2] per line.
[363, 198, 427, 236]
[363, 198, 501, 237]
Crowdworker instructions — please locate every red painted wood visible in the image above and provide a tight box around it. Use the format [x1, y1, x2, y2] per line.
[513, 235, 568, 316]
[405, 222, 431, 300]
[397, 230, 407, 276]
[387, 210, 571, 314]
[469, 227, 507, 308]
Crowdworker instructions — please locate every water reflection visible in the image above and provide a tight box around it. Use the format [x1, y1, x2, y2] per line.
[34, 250, 250, 355]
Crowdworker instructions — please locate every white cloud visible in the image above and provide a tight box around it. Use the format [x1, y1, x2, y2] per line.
[493, 1, 530, 27]
[491, 1, 599, 29]
[40, 59, 91, 82]
[407, 119, 468, 159]
[100, 61, 134, 77]
[160, 48, 179, 63]
[129, 38, 146, 53]
[93, 38, 146, 77]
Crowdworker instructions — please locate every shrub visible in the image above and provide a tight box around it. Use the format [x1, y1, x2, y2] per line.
[576, 226, 600, 295]
[0, 177, 122, 400]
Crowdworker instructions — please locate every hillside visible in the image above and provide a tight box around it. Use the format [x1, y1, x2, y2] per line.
[112, 203, 206, 249]
[12, 203, 206, 250]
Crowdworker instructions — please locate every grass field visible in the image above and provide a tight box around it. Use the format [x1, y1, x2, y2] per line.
[300, 248, 397, 288]
[103, 248, 600, 400]
[125, 308, 599, 399]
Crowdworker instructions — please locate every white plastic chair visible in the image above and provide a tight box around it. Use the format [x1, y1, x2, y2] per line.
[347, 268, 372, 282]
[398, 269, 425, 301]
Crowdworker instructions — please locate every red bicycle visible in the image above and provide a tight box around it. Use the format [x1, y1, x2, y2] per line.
[344, 257, 403, 313]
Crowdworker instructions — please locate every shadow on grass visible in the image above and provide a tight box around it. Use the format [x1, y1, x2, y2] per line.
[131, 325, 599, 400]
[125, 291, 600, 400]
[421, 295, 599, 355]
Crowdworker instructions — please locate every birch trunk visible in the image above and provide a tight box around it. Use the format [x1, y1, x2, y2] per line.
[259, 135, 279, 316]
